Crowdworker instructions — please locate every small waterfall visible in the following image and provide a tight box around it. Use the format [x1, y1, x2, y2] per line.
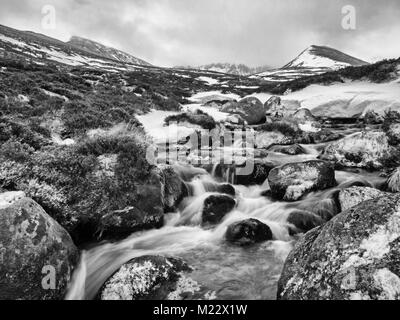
[66, 163, 385, 300]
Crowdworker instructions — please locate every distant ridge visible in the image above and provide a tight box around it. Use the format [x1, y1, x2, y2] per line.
[68, 36, 151, 66]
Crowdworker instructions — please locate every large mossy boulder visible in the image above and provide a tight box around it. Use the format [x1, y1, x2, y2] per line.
[268, 160, 336, 201]
[221, 97, 265, 125]
[319, 131, 395, 169]
[0, 192, 78, 300]
[0, 135, 177, 244]
[99, 256, 194, 300]
[278, 193, 400, 300]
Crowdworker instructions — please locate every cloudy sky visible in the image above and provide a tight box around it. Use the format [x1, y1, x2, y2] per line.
[1, 0, 400, 67]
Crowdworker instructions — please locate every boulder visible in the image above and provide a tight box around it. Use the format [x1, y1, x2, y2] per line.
[264, 96, 282, 117]
[0, 193, 78, 300]
[255, 131, 294, 149]
[158, 165, 187, 211]
[319, 131, 395, 169]
[225, 114, 245, 125]
[298, 129, 343, 144]
[291, 108, 317, 122]
[278, 194, 400, 300]
[268, 160, 336, 201]
[99, 255, 198, 300]
[269, 144, 307, 155]
[225, 218, 273, 246]
[287, 210, 325, 234]
[222, 97, 265, 125]
[264, 96, 300, 118]
[291, 109, 321, 133]
[338, 186, 388, 211]
[202, 194, 236, 225]
[99, 206, 164, 240]
[212, 161, 275, 186]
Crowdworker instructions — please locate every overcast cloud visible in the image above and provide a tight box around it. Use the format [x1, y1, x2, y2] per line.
[1, 0, 400, 67]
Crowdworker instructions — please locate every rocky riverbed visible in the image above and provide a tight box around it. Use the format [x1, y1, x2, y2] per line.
[2, 93, 400, 300]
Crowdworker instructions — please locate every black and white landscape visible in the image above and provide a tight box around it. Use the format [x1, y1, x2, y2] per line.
[1, 0, 400, 301]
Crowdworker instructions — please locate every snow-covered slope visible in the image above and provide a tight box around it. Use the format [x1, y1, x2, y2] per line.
[177, 63, 272, 76]
[68, 36, 151, 66]
[285, 80, 400, 118]
[0, 24, 150, 72]
[254, 45, 369, 82]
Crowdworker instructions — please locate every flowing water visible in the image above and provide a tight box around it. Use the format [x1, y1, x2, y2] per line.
[66, 158, 385, 300]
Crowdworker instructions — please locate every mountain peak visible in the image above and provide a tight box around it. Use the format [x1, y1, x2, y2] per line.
[283, 45, 369, 69]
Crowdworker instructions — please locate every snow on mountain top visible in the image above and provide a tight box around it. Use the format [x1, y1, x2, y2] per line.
[253, 45, 369, 82]
[284, 45, 368, 69]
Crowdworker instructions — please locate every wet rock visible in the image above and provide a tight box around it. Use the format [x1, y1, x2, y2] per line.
[211, 161, 275, 186]
[255, 131, 294, 149]
[278, 193, 400, 300]
[362, 111, 384, 125]
[269, 144, 306, 155]
[290, 108, 321, 133]
[0, 194, 78, 300]
[299, 129, 343, 144]
[225, 218, 273, 246]
[292, 108, 317, 122]
[319, 131, 395, 169]
[338, 186, 389, 211]
[222, 97, 265, 125]
[287, 210, 325, 234]
[99, 256, 192, 300]
[99, 206, 164, 240]
[202, 194, 236, 225]
[264, 96, 282, 117]
[158, 165, 187, 211]
[235, 161, 275, 186]
[268, 160, 336, 201]
[387, 167, 400, 192]
[264, 96, 300, 118]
